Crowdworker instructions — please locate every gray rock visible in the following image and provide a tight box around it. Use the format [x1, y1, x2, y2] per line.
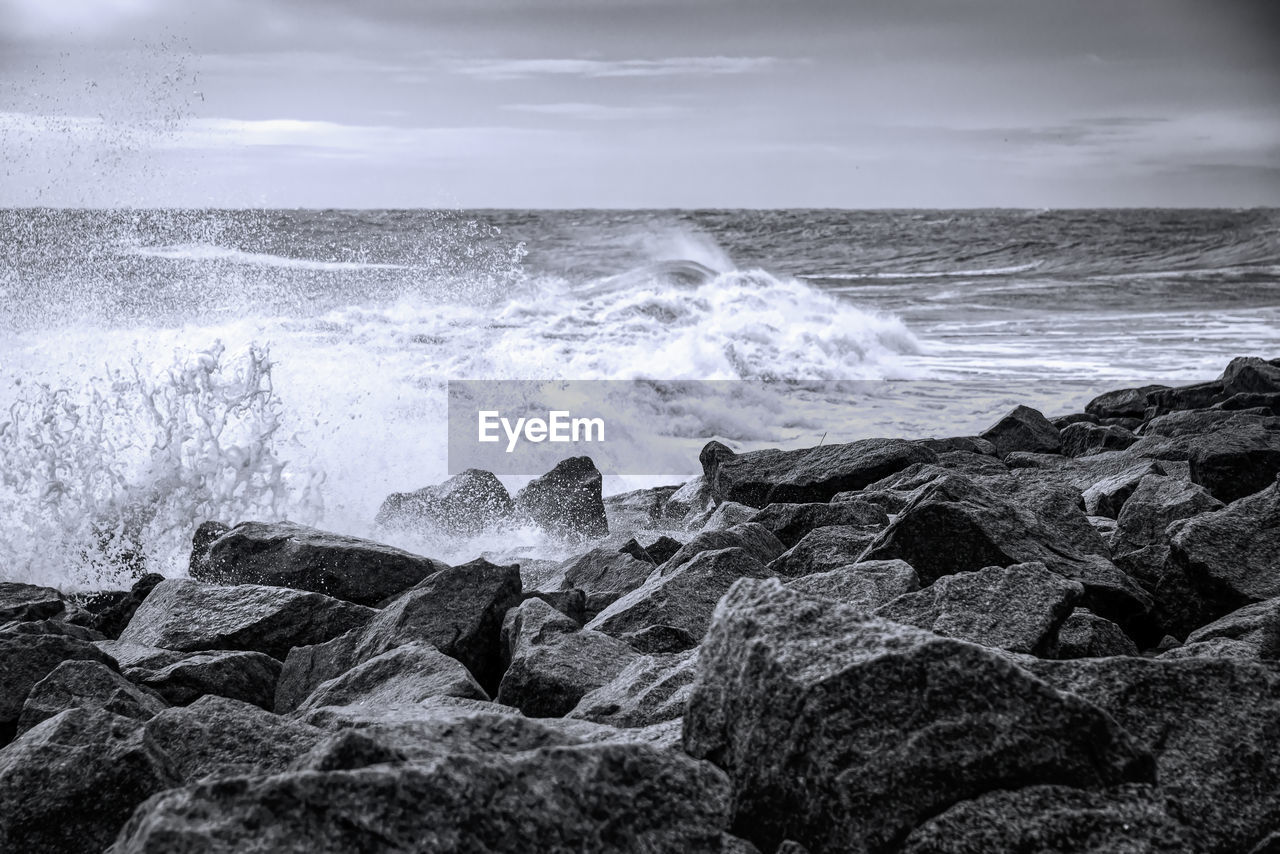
[556, 547, 655, 597]
[118, 578, 375, 660]
[1081, 461, 1164, 518]
[656, 522, 785, 576]
[1060, 421, 1138, 457]
[568, 649, 697, 728]
[192, 520, 447, 607]
[0, 582, 64, 623]
[94, 640, 187, 671]
[979, 404, 1061, 457]
[374, 468, 513, 535]
[1112, 473, 1222, 558]
[1184, 598, 1280, 659]
[1056, 609, 1140, 658]
[514, 455, 609, 541]
[603, 484, 681, 532]
[0, 631, 117, 744]
[1188, 424, 1280, 503]
[783, 559, 919, 610]
[296, 640, 487, 711]
[287, 728, 408, 772]
[618, 534, 683, 565]
[16, 659, 166, 736]
[126, 650, 281, 709]
[748, 500, 889, 548]
[697, 501, 759, 532]
[1086, 384, 1169, 419]
[768, 525, 882, 577]
[619, 623, 698, 654]
[1169, 477, 1280, 608]
[875, 562, 1082, 655]
[684, 579, 1152, 854]
[1222, 356, 1280, 396]
[63, 573, 163, 639]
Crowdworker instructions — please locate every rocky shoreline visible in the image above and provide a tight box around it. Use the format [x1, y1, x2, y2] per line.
[2, 355, 1279, 853]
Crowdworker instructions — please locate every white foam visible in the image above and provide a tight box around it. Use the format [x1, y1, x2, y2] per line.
[120, 243, 407, 272]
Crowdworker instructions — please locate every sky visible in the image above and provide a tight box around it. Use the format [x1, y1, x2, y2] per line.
[1, 0, 1278, 207]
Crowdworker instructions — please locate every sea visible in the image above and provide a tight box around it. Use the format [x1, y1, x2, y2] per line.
[1, 207, 1277, 587]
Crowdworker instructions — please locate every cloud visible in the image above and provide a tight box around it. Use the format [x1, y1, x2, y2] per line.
[451, 55, 782, 80]
[501, 102, 683, 119]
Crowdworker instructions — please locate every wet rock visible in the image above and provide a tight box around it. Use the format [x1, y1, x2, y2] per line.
[1188, 424, 1280, 503]
[520, 588, 587, 623]
[1168, 477, 1280, 608]
[684, 579, 1151, 854]
[618, 534, 683, 565]
[0, 631, 116, 744]
[117, 578, 376, 661]
[697, 501, 758, 532]
[127, 650, 282, 709]
[1081, 461, 1164, 519]
[748, 500, 888, 548]
[514, 455, 609, 541]
[657, 522, 785, 576]
[297, 640, 487, 711]
[899, 784, 1199, 854]
[875, 562, 1082, 656]
[374, 468, 513, 535]
[784, 559, 919, 609]
[604, 484, 681, 532]
[1056, 609, 1140, 658]
[1086, 384, 1169, 420]
[0, 581, 64, 623]
[1060, 421, 1138, 457]
[1027, 656, 1280, 854]
[979, 404, 1061, 457]
[660, 476, 714, 527]
[16, 659, 166, 736]
[192, 521, 448, 606]
[1, 617, 106, 642]
[111, 743, 736, 854]
[63, 573, 163, 639]
[768, 525, 882, 577]
[569, 649, 697, 728]
[0, 708, 178, 854]
[555, 547, 655, 597]
[703, 437, 936, 508]
[588, 547, 776, 643]
[94, 640, 188, 672]
[916, 435, 999, 456]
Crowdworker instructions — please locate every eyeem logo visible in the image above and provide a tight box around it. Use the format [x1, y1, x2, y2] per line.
[478, 410, 605, 453]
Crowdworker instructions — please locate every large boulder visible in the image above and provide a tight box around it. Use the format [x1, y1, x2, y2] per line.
[0, 629, 117, 744]
[1059, 422, 1137, 458]
[514, 456, 609, 541]
[768, 525, 883, 578]
[979, 404, 1061, 458]
[703, 437, 936, 508]
[1168, 478, 1280, 610]
[784, 559, 919, 610]
[110, 743, 737, 854]
[1055, 609, 1140, 659]
[296, 641, 488, 712]
[684, 579, 1152, 854]
[1222, 356, 1280, 396]
[554, 547, 655, 597]
[1086, 385, 1169, 420]
[1081, 461, 1165, 519]
[374, 468, 513, 535]
[191, 521, 447, 607]
[656, 522, 785, 576]
[874, 562, 1082, 656]
[1188, 424, 1280, 504]
[0, 582, 64, 623]
[0, 708, 179, 854]
[1183, 598, 1280, 659]
[62, 573, 163, 639]
[748, 500, 888, 548]
[16, 659, 167, 736]
[126, 650, 282, 709]
[117, 579, 375, 661]
[568, 650, 697, 729]
[1111, 473, 1222, 558]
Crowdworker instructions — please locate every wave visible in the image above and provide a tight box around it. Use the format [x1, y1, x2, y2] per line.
[119, 243, 407, 272]
[802, 261, 1045, 281]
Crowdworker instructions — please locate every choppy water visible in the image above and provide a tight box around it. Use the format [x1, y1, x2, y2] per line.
[1, 208, 1277, 586]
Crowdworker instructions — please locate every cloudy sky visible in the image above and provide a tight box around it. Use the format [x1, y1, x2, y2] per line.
[2, 0, 1278, 207]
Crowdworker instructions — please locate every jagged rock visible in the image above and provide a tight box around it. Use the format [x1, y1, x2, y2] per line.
[620, 624, 698, 654]
[0, 582, 64, 623]
[1111, 474, 1222, 557]
[110, 743, 736, 854]
[127, 650, 282, 709]
[514, 456, 609, 541]
[1222, 356, 1280, 396]
[604, 485, 681, 532]
[145, 695, 324, 781]
[555, 547, 655, 597]
[94, 640, 188, 671]
[1168, 477, 1280, 608]
[1188, 424, 1280, 503]
[0, 617, 105, 642]
[191, 521, 447, 606]
[1183, 598, 1280, 659]
[588, 547, 776, 643]
[618, 534, 683, 565]
[498, 599, 639, 717]
[703, 437, 936, 508]
[1157, 637, 1260, 660]
[117, 578, 375, 661]
[660, 476, 714, 527]
[1217, 392, 1280, 414]
[784, 559, 919, 609]
[374, 468, 513, 535]
[296, 640, 487, 712]
[287, 729, 408, 772]
[979, 404, 1062, 457]
[16, 659, 166, 736]
[1147, 380, 1228, 415]
[520, 588, 587, 623]
[0, 708, 178, 854]
[875, 562, 1082, 655]
[568, 649, 696, 728]
[0, 631, 116, 743]
[916, 436, 999, 456]
[1087, 385, 1169, 419]
[1056, 609, 1140, 658]
[899, 784, 1199, 854]
[684, 579, 1152, 854]
[657, 523, 785, 576]
[1081, 461, 1164, 518]
[63, 573, 163, 639]
[1027, 656, 1280, 854]
[748, 500, 888, 548]
[697, 501, 758, 532]
[1060, 422, 1138, 457]
[768, 526, 881, 577]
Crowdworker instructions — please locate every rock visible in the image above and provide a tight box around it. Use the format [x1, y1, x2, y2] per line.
[1157, 637, 1260, 660]
[619, 624, 698, 654]
[1056, 609, 1140, 658]
[16, 659, 166, 736]
[296, 640, 487, 711]
[604, 485, 680, 532]
[520, 588, 587, 623]
[94, 640, 187, 672]
[287, 728, 409, 772]
[145, 695, 324, 781]
[979, 404, 1061, 457]
[555, 547, 655, 597]
[0, 709, 178, 854]
[1111, 474, 1223, 557]
[618, 534, 683, 565]
[1188, 424, 1280, 503]
[1060, 422, 1138, 457]
[1222, 356, 1280, 396]
[514, 455, 609, 541]
[1081, 461, 1164, 519]
[0, 631, 116, 744]
[657, 523, 785, 576]
[875, 562, 1082, 655]
[0, 581, 64, 623]
[1086, 384, 1169, 419]
[1184, 598, 1280, 659]
[110, 743, 736, 854]
[63, 573, 163, 639]
[192, 521, 448, 606]
[1147, 380, 1228, 415]
[1168, 477, 1280, 609]
[569, 650, 697, 728]
[1027, 656, 1280, 854]
[127, 650, 282, 709]
[117, 578, 376, 660]
[703, 437, 936, 508]
[684, 579, 1152, 854]
[784, 559, 919, 609]
[916, 436, 999, 456]
[588, 547, 776, 643]
[0, 617, 105, 642]
[768, 526, 881, 577]
[661, 476, 714, 527]
[374, 468, 513, 535]
[748, 500, 888, 548]
[697, 501, 758, 532]
[1217, 392, 1280, 414]
[498, 599, 639, 717]
[899, 784, 1199, 854]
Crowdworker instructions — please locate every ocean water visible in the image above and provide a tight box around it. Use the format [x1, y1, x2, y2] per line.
[1, 208, 1277, 586]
